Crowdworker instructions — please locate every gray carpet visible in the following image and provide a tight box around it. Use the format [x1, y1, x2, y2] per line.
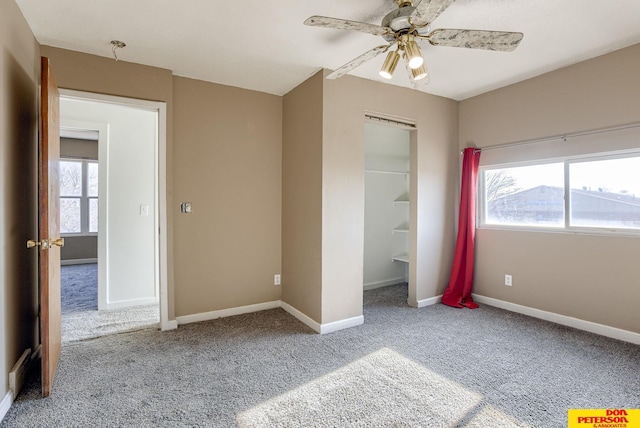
[3, 284, 639, 427]
[61, 263, 159, 342]
[61, 263, 99, 313]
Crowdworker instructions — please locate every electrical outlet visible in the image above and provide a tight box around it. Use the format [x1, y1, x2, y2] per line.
[505, 274, 512, 286]
[274, 274, 281, 286]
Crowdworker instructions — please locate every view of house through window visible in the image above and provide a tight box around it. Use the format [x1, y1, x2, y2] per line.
[480, 153, 640, 231]
[569, 156, 640, 229]
[483, 163, 564, 226]
[60, 159, 98, 235]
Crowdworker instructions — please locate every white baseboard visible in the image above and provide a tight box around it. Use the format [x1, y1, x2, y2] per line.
[363, 278, 406, 291]
[473, 294, 640, 345]
[0, 390, 13, 424]
[161, 319, 178, 331]
[106, 297, 158, 310]
[176, 300, 366, 335]
[175, 301, 281, 325]
[415, 294, 442, 308]
[320, 315, 364, 335]
[280, 301, 321, 333]
[61, 258, 97, 266]
[279, 302, 364, 335]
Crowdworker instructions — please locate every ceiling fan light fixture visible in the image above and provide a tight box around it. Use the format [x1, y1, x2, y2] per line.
[405, 39, 424, 69]
[379, 50, 401, 79]
[411, 63, 429, 81]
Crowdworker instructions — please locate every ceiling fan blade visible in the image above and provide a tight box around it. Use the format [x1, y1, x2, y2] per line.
[426, 29, 524, 51]
[326, 44, 392, 80]
[410, 0, 455, 26]
[304, 16, 390, 37]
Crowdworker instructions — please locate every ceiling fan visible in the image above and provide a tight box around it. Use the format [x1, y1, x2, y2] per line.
[304, 0, 524, 87]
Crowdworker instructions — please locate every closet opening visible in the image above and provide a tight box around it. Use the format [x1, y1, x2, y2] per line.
[363, 118, 415, 300]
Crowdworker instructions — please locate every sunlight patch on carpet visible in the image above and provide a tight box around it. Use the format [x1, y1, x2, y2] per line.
[236, 348, 529, 427]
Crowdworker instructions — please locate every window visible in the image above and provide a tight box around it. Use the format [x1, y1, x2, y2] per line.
[483, 163, 564, 227]
[479, 152, 640, 233]
[60, 159, 98, 235]
[569, 156, 640, 229]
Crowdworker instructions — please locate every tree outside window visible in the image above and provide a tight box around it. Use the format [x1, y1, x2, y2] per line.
[60, 159, 98, 235]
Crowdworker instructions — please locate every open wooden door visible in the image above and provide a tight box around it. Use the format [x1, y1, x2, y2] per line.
[39, 56, 62, 397]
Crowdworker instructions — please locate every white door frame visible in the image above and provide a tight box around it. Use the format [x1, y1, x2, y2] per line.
[59, 89, 174, 331]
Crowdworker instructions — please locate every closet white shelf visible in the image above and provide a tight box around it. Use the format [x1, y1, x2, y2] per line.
[392, 253, 409, 263]
[393, 193, 409, 205]
[364, 169, 409, 175]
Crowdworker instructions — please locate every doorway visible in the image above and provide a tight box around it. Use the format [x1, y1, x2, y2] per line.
[58, 89, 171, 340]
[363, 121, 413, 295]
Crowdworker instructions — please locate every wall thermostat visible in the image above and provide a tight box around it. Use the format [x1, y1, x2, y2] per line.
[180, 202, 193, 213]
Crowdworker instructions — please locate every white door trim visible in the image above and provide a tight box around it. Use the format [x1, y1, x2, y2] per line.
[59, 89, 174, 331]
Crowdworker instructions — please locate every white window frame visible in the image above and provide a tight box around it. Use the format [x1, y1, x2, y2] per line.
[478, 150, 640, 237]
[60, 158, 98, 237]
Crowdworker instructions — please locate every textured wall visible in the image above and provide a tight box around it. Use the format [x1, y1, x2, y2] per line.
[322, 72, 459, 322]
[281, 72, 324, 322]
[172, 76, 282, 316]
[40, 45, 176, 318]
[460, 43, 640, 333]
[0, 0, 40, 405]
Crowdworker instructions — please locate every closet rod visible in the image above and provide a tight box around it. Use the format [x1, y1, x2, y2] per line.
[462, 121, 640, 154]
[365, 114, 416, 129]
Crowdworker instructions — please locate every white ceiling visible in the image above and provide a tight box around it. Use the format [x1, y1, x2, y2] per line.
[15, 0, 640, 101]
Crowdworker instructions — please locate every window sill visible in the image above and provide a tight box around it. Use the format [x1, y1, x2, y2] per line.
[478, 224, 640, 239]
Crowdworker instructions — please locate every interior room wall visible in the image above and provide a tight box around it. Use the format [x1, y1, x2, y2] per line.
[322, 72, 459, 323]
[60, 137, 98, 159]
[172, 76, 282, 317]
[42, 47, 284, 320]
[459, 43, 640, 333]
[363, 123, 410, 289]
[60, 236, 97, 261]
[60, 137, 98, 262]
[0, 0, 40, 411]
[281, 72, 324, 322]
[39, 45, 176, 318]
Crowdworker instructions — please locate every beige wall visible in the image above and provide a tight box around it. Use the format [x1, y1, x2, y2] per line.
[61, 236, 97, 261]
[172, 76, 282, 316]
[41, 47, 285, 320]
[460, 44, 640, 146]
[34, 44, 460, 329]
[322, 72, 459, 323]
[281, 72, 324, 322]
[460, 44, 640, 333]
[60, 137, 98, 159]
[282, 71, 458, 326]
[0, 0, 40, 402]
[40, 45, 176, 318]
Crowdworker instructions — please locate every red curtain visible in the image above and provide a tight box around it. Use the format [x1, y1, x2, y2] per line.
[442, 148, 481, 309]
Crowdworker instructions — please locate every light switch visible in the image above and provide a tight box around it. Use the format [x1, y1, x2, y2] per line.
[180, 202, 193, 213]
[140, 204, 149, 216]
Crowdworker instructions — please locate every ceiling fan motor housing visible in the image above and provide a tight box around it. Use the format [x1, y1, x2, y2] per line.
[381, 6, 421, 42]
